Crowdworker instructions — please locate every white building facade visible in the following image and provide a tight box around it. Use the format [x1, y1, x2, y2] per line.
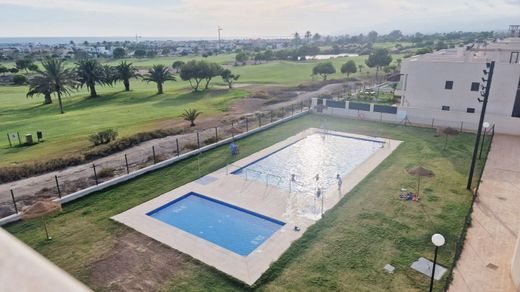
[397, 38, 520, 134]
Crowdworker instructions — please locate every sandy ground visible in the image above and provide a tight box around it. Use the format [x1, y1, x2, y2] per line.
[449, 134, 520, 292]
[0, 82, 347, 216]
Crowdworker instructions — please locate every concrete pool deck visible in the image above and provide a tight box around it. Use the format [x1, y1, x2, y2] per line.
[112, 128, 401, 285]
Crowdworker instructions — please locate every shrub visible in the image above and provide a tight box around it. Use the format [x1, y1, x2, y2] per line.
[97, 167, 115, 178]
[203, 137, 218, 145]
[12, 74, 27, 85]
[183, 143, 199, 150]
[0, 155, 84, 183]
[89, 129, 118, 146]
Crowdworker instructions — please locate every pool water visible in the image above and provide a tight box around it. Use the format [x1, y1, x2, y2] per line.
[232, 133, 383, 195]
[147, 192, 285, 256]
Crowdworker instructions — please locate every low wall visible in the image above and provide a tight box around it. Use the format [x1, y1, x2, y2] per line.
[0, 110, 309, 226]
[313, 98, 520, 135]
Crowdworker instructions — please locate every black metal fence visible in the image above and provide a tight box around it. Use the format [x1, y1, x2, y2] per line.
[0, 100, 312, 220]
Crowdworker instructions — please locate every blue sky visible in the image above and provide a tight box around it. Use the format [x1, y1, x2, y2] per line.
[0, 0, 519, 38]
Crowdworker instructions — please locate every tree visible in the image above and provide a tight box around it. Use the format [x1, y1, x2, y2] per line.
[0, 65, 8, 75]
[114, 61, 140, 91]
[312, 62, 336, 80]
[15, 58, 34, 73]
[112, 47, 126, 59]
[27, 75, 54, 104]
[293, 32, 301, 47]
[76, 58, 109, 98]
[35, 58, 77, 113]
[367, 30, 378, 43]
[172, 60, 185, 73]
[143, 64, 175, 94]
[181, 109, 202, 127]
[179, 60, 222, 91]
[358, 64, 364, 73]
[203, 62, 223, 89]
[12, 75, 27, 85]
[134, 49, 146, 58]
[340, 60, 357, 78]
[221, 69, 240, 88]
[312, 33, 321, 42]
[304, 31, 312, 42]
[235, 52, 248, 65]
[365, 48, 392, 83]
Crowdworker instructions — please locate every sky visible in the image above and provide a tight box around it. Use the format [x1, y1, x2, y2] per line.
[0, 0, 519, 38]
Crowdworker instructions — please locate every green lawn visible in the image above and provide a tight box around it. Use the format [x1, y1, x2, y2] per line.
[6, 114, 487, 291]
[0, 53, 401, 167]
[0, 81, 247, 166]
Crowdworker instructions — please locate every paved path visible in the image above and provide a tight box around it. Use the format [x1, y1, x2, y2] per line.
[449, 134, 520, 292]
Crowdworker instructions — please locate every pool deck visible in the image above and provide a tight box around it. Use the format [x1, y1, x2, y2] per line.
[112, 128, 401, 285]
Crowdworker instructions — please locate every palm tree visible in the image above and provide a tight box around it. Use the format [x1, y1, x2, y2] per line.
[181, 108, 202, 127]
[26, 76, 54, 104]
[76, 58, 108, 98]
[114, 61, 140, 91]
[35, 58, 77, 114]
[143, 64, 175, 94]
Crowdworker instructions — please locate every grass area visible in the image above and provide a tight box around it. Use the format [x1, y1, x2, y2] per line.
[6, 114, 487, 291]
[0, 53, 401, 167]
[0, 82, 247, 166]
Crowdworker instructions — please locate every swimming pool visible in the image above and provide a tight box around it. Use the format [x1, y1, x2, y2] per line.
[147, 192, 285, 256]
[232, 133, 383, 195]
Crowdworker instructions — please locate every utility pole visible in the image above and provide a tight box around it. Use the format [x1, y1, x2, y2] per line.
[467, 61, 495, 190]
[218, 26, 223, 53]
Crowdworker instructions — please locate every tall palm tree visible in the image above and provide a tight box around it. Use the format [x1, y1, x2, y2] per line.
[114, 61, 140, 91]
[76, 58, 108, 98]
[36, 58, 77, 114]
[143, 64, 175, 94]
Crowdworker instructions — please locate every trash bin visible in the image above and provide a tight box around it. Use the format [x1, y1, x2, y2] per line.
[36, 131, 43, 141]
[26, 134, 33, 145]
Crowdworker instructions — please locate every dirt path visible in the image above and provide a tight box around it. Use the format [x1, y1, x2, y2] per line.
[0, 81, 347, 216]
[449, 134, 520, 292]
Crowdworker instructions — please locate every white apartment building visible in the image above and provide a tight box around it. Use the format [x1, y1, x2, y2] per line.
[397, 36, 520, 134]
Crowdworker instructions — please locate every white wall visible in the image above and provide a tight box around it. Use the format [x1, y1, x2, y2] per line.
[400, 59, 520, 118]
[312, 98, 520, 136]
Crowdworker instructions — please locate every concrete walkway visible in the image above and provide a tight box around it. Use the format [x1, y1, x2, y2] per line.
[449, 134, 520, 292]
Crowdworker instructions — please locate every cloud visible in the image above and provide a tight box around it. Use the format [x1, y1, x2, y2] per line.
[0, 0, 519, 37]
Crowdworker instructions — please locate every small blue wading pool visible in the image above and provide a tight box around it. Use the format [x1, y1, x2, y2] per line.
[147, 192, 285, 256]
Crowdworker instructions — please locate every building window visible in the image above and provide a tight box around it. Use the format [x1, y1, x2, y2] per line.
[467, 108, 475, 113]
[470, 82, 480, 91]
[442, 106, 450, 111]
[445, 81, 453, 90]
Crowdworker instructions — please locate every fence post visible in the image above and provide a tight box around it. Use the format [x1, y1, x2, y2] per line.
[431, 118, 435, 128]
[152, 146, 156, 164]
[259, 115, 262, 127]
[7, 133, 12, 147]
[92, 163, 98, 185]
[55, 175, 61, 198]
[125, 154, 129, 174]
[176, 138, 180, 156]
[214, 127, 218, 142]
[10, 189, 18, 214]
[301, 101, 303, 112]
[197, 132, 200, 149]
[246, 118, 249, 132]
[460, 121, 464, 132]
[281, 107, 285, 117]
[270, 111, 273, 123]
[17, 132, 21, 145]
[292, 104, 294, 116]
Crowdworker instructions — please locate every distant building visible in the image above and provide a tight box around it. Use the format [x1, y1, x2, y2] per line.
[397, 37, 520, 122]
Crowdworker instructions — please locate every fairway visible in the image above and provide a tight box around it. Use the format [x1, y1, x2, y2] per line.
[0, 53, 401, 167]
[5, 114, 487, 291]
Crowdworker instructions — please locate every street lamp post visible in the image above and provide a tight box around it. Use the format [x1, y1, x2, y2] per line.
[429, 233, 445, 292]
[479, 122, 490, 160]
[467, 61, 495, 190]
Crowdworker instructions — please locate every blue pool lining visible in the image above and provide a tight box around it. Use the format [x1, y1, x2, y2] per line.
[231, 132, 384, 175]
[146, 191, 286, 226]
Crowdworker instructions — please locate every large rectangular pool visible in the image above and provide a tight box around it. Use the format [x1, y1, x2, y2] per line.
[147, 192, 285, 256]
[232, 133, 383, 195]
